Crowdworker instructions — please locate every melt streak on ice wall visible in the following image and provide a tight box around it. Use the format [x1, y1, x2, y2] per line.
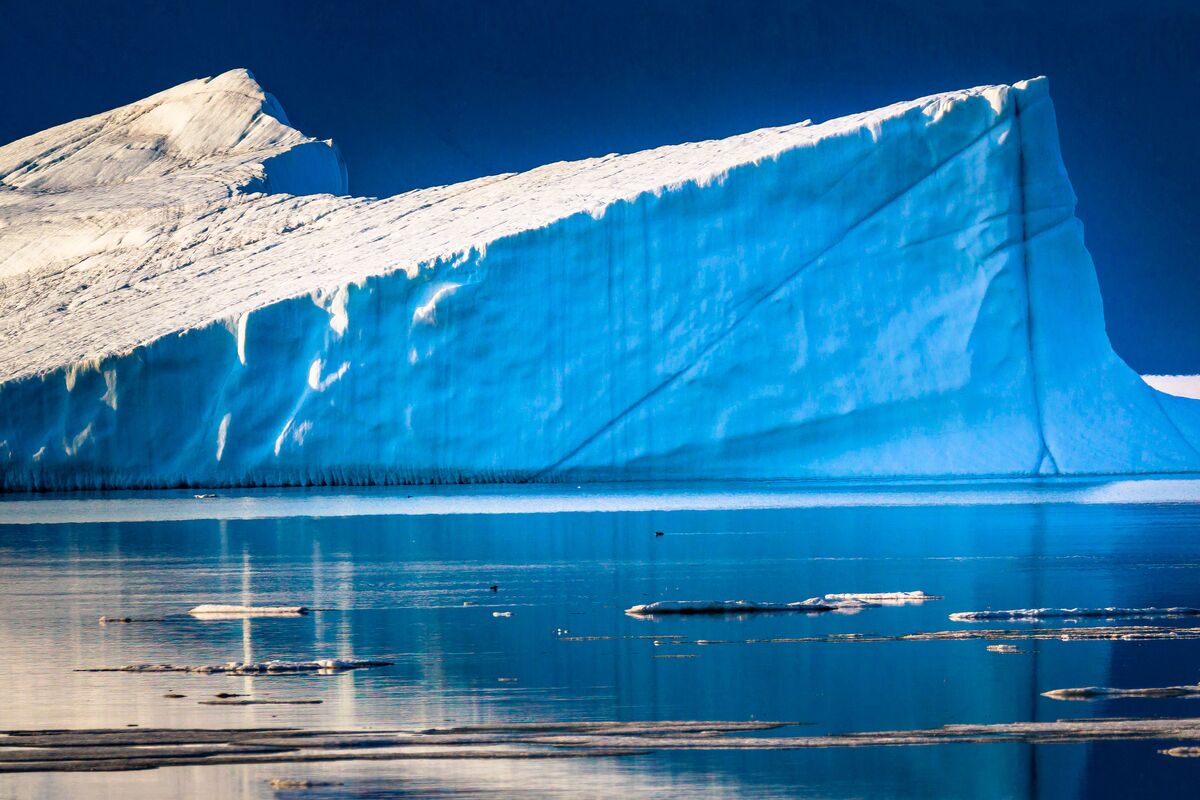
[0, 70, 1197, 488]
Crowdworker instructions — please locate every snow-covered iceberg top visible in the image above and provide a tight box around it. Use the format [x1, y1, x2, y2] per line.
[0, 70, 1008, 382]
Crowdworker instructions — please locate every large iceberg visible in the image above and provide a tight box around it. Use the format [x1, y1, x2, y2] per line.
[1, 69, 1198, 489]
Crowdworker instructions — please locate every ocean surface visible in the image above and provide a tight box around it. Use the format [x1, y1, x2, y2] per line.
[2, 478, 1200, 798]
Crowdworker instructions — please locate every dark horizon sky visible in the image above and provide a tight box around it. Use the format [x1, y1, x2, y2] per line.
[2, 1, 1197, 373]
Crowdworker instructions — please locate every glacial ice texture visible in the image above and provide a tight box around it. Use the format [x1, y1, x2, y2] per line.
[1, 70, 1198, 489]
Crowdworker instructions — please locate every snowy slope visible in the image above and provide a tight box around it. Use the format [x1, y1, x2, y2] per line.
[0, 70, 1197, 489]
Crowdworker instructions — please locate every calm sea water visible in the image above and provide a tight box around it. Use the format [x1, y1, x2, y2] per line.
[2, 480, 1200, 798]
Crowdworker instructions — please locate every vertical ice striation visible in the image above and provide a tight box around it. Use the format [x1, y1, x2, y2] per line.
[0, 72, 1196, 489]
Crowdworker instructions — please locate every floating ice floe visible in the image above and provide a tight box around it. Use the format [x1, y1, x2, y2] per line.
[78, 658, 392, 674]
[1161, 747, 1200, 758]
[199, 699, 324, 705]
[627, 599, 837, 615]
[626, 598, 861, 616]
[949, 607, 1200, 622]
[564, 625, 1200, 645]
[625, 592, 935, 616]
[822, 591, 941, 605]
[188, 604, 308, 618]
[1042, 684, 1200, 701]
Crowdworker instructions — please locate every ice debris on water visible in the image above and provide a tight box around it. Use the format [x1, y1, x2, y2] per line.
[13, 717, 1200, 774]
[78, 658, 392, 674]
[563, 625, 1200, 646]
[950, 607, 1200, 622]
[19, 717, 1200, 774]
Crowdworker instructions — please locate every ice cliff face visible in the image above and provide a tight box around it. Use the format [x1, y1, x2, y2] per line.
[1, 69, 1197, 489]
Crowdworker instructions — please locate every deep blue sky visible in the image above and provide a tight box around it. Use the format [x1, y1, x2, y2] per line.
[2, 1, 1197, 373]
